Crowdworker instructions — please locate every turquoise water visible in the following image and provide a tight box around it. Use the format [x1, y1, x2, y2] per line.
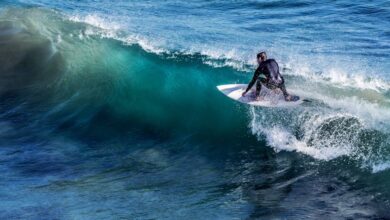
[0, 1, 389, 219]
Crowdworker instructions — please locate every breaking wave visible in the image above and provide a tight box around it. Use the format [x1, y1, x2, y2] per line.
[0, 7, 389, 173]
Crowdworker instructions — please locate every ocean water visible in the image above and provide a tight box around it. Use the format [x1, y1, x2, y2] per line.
[0, 0, 389, 219]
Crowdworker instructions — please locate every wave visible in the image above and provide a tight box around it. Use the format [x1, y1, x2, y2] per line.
[0, 7, 389, 173]
[0, 7, 249, 139]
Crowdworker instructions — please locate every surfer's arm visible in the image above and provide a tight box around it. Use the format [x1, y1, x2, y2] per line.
[243, 69, 260, 95]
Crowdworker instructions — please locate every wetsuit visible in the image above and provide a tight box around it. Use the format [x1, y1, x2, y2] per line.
[244, 59, 289, 98]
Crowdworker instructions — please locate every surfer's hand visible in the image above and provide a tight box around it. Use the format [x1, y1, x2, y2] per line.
[242, 91, 247, 97]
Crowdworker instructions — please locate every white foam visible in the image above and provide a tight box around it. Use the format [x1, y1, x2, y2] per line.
[68, 13, 168, 54]
[123, 34, 167, 54]
[371, 162, 390, 173]
[69, 14, 121, 30]
[285, 64, 390, 92]
[290, 89, 390, 130]
[250, 109, 358, 161]
[249, 95, 390, 173]
[264, 126, 352, 160]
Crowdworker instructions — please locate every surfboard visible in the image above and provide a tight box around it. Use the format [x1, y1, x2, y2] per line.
[217, 84, 303, 107]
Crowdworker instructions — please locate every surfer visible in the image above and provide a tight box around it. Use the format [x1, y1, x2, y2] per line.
[242, 52, 292, 101]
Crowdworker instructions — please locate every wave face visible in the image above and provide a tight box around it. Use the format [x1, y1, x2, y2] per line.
[0, 2, 389, 219]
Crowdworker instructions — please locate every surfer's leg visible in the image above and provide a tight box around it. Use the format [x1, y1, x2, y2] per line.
[255, 80, 262, 97]
[278, 83, 292, 101]
[279, 84, 289, 97]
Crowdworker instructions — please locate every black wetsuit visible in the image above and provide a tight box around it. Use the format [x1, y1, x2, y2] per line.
[244, 59, 289, 98]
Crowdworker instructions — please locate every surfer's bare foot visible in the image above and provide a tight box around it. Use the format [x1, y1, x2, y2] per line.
[255, 96, 263, 101]
[285, 95, 293, 101]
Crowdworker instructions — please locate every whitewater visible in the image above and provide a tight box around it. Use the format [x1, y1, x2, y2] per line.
[0, 0, 389, 219]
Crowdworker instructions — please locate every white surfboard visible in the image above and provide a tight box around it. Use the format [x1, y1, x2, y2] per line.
[217, 84, 303, 107]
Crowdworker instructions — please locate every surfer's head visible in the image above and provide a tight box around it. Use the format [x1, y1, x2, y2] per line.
[257, 51, 267, 64]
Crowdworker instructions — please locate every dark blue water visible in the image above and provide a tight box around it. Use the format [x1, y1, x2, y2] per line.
[0, 1, 389, 219]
